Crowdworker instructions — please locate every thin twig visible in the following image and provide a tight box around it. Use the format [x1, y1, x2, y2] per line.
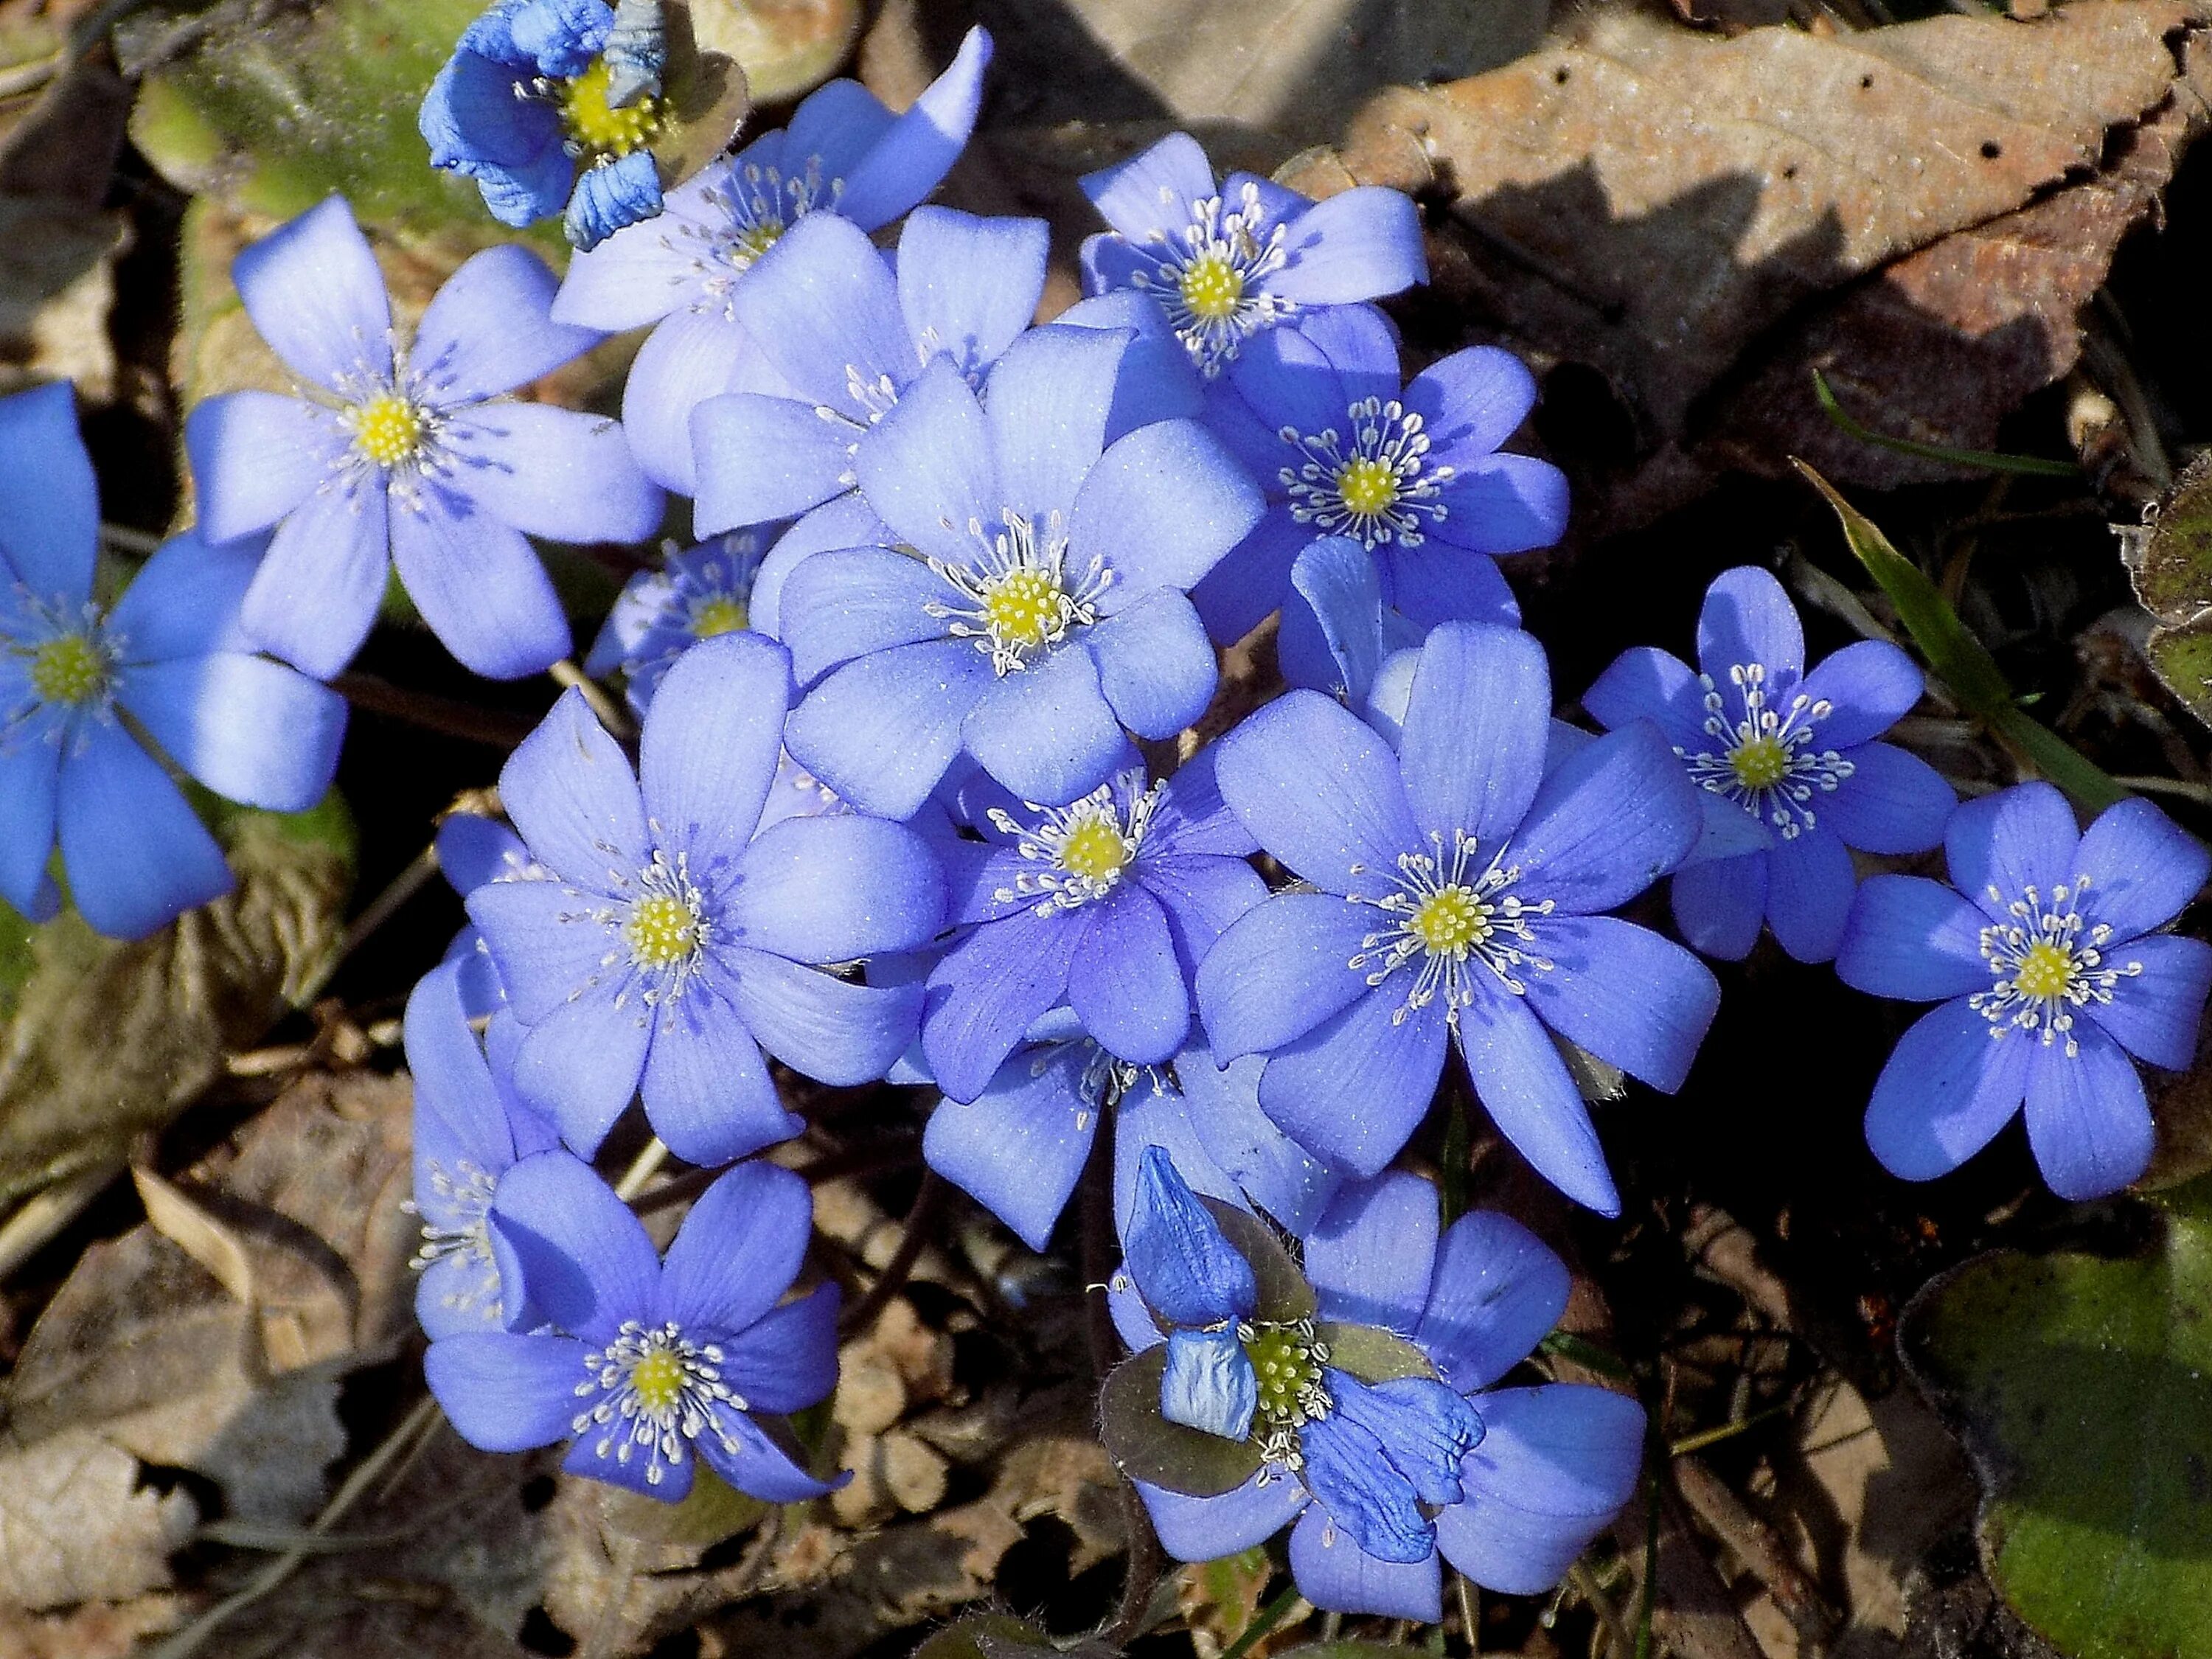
[333, 672, 538, 747]
[837, 1171, 947, 1336]
[613, 1137, 669, 1201]
[0, 1159, 124, 1284]
[551, 658, 634, 740]
[334, 841, 442, 969]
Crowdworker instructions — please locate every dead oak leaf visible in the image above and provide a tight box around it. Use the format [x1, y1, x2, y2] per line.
[0, 1430, 197, 1612]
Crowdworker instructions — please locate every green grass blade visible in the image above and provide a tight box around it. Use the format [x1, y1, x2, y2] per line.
[1812, 371, 2081, 479]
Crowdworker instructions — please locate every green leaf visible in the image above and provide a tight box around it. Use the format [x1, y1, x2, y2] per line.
[1811, 370, 2081, 479]
[1314, 1322, 1436, 1385]
[1794, 461, 2126, 813]
[1902, 1176, 2212, 1659]
[1097, 1346, 1265, 1498]
[598, 1467, 767, 1548]
[1202, 1195, 1316, 1324]
[2124, 455, 2212, 733]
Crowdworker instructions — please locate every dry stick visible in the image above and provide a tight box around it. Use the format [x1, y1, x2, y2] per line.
[332, 670, 538, 747]
[1672, 1455, 1837, 1645]
[333, 841, 443, 970]
[836, 1169, 948, 1338]
[550, 658, 633, 739]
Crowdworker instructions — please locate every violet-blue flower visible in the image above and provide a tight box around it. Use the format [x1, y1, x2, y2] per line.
[0, 386, 347, 938]
[1077, 131, 1425, 380]
[774, 328, 1262, 818]
[1197, 622, 1718, 1213]
[418, 0, 670, 249]
[1112, 1151, 1644, 1615]
[1194, 306, 1563, 644]
[467, 631, 947, 1166]
[426, 1150, 841, 1500]
[434, 806, 547, 1015]
[550, 27, 992, 492]
[186, 197, 664, 681]
[1836, 782, 2212, 1200]
[1585, 566, 1955, 964]
[1276, 535, 1516, 717]
[585, 528, 771, 716]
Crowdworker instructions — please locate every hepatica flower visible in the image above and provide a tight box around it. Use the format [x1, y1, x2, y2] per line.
[1198, 622, 1717, 1212]
[776, 327, 1262, 818]
[186, 197, 663, 681]
[427, 1151, 840, 1500]
[420, 0, 673, 249]
[1837, 782, 2212, 1200]
[1079, 131, 1425, 380]
[467, 632, 946, 1166]
[1276, 536, 1514, 721]
[585, 528, 771, 716]
[1104, 1151, 1641, 1615]
[552, 27, 992, 491]
[1196, 307, 1565, 644]
[1585, 566, 1954, 964]
[0, 386, 346, 938]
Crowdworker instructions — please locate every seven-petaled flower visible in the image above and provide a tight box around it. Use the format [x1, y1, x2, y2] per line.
[1837, 782, 2212, 1200]
[185, 197, 663, 681]
[585, 529, 773, 715]
[467, 632, 946, 1165]
[773, 326, 1262, 818]
[1585, 566, 1955, 964]
[425, 1150, 841, 1501]
[1077, 132, 1425, 381]
[0, 386, 346, 938]
[1197, 622, 1717, 1213]
[549, 27, 992, 491]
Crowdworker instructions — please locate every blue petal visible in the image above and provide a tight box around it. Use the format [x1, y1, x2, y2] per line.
[2089, 933, 2212, 1071]
[984, 324, 1127, 527]
[1267, 187, 1426, 305]
[425, 1331, 589, 1452]
[923, 908, 1084, 1102]
[1397, 622, 1551, 847]
[1864, 998, 2034, 1183]
[496, 686, 647, 884]
[734, 212, 908, 415]
[1170, 1050, 1340, 1235]
[0, 739, 60, 923]
[1797, 639, 1923, 748]
[1373, 538, 1522, 633]
[962, 643, 1125, 806]
[714, 1286, 841, 1411]
[731, 945, 921, 1089]
[416, 243, 603, 406]
[405, 959, 519, 1180]
[1697, 566, 1803, 685]
[389, 489, 568, 680]
[925, 1040, 1100, 1250]
[417, 1251, 507, 1340]
[748, 492, 897, 637]
[1458, 986, 1618, 1216]
[639, 990, 799, 1164]
[1682, 789, 1775, 866]
[118, 654, 344, 813]
[1523, 916, 1717, 1093]
[240, 473, 389, 680]
[1426, 454, 1568, 555]
[1758, 825, 1854, 964]
[510, 986, 652, 1155]
[1163, 1325, 1259, 1441]
[1298, 1411, 1434, 1566]
[550, 160, 715, 330]
[1224, 324, 1348, 448]
[1817, 742, 1954, 856]
[1328, 1371, 1484, 1505]
[1946, 781, 2080, 923]
[1214, 689, 1420, 899]
[1127, 1143, 1258, 1327]
[696, 1405, 841, 1501]
[785, 636, 994, 819]
[692, 392, 857, 534]
[58, 721, 232, 939]
[1144, 852, 1268, 984]
[1284, 535, 1385, 699]
[1115, 1088, 1257, 1235]
[1068, 886, 1189, 1065]
[654, 1160, 813, 1335]
[1197, 892, 1377, 1062]
[779, 80, 891, 182]
[2023, 1023, 2152, 1200]
[465, 871, 621, 1028]
[1403, 346, 1537, 463]
[1141, 1472, 1307, 1562]
[830, 24, 992, 230]
[1068, 418, 1263, 602]
[731, 813, 945, 961]
[232, 196, 392, 392]
[106, 529, 260, 661]
[1506, 721, 1700, 916]
[1834, 875, 1990, 1002]
[1579, 645, 1706, 754]
[1081, 131, 1216, 241]
[1669, 854, 1767, 961]
[1085, 589, 1217, 740]
[563, 1408, 695, 1501]
[1416, 1211, 1571, 1391]
[2075, 795, 2212, 943]
[444, 402, 663, 545]
[487, 1149, 659, 1343]
[1436, 1384, 1644, 1594]
[1304, 1172, 1438, 1333]
[854, 355, 998, 568]
[182, 392, 338, 545]
[1289, 1502, 1441, 1618]
[0, 382, 95, 605]
[564, 151, 663, 251]
[779, 546, 956, 684]
[899, 206, 1048, 383]
[623, 307, 776, 495]
[1259, 986, 1449, 1180]
[639, 630, 790, 868]
[1191, 509, 1316, 647]
[1299, 304, 1403, 406]
[508, 0, 613, 77]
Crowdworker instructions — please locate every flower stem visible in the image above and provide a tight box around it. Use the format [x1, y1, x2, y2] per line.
[836, 1169, 947, 1337]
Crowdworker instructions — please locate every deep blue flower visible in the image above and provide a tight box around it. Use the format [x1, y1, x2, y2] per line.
[1119, 1151, 1644, 1616]
[1837, 782, 2212, 1199]
[419, 0, 672, 250]
[585, 529, 773, 716]
[406, 959, 561, 1336]
[467, 632, 947, 1166]
[774, 328, 1262, 818]
[0, 386, 347, 938]
[1197, 622, 1718, 1213]
[186, 197, 664, 681]
[551, 26, 992, 492]
[425, 1150, 841, 1501]
[922, 748, 1267, 1102]
[1585, 566, 1955, 964]
[1190, 307, 1563, 644]
[1276, 535, 1516, 723]
[1077, 132, 1425, 381]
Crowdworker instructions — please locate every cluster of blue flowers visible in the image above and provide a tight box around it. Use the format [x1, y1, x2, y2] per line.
[18, 9, 2209, 1622]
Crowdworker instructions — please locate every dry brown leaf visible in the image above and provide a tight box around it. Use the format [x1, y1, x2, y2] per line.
[0, 1430, 197, 1611]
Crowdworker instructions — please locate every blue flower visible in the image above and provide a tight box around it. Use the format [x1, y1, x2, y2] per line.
[551, 26, 993, 492]
[0, 386, 347, 938]
[1197, 622, 1718, 1212]
[405, 959, 560, 1336]
[1117, 1151, 1645, 1617]
[775, 328, 1262, 819]
[467, 632, 947, 1166]
[1077, 132, 1425, 380]
[1585, 566, 1955, 964]
[1191, 307, 1564, 644]
[425, 1150, 841, 1501]
[585, 529, 772, 716]
[922, 748, 1267, 1101]
[185, 197, 664, 681]
[1276, 536, 1514, 722]
[418, 0, 671, 249]
[1837, 782, 2212, 1200]
[434, 807, 548, 1015]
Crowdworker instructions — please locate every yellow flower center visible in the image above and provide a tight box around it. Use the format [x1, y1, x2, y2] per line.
[689, 597, 748, 639]
[625, 893, 700, 968]
[1336, 457, 1399, 518]
[2013, 939, 2076, 1002]
[561, 58, 662, 158]
[29, 633, 103, 705]
[627, 1347, 685, 1413]
[1244, 1325, 1323, 1423]
[982, 567, 1065, 650]
[1179, 251, 1245, 321]
[1057, 818, 1131, 882]
[347, 393, 425, 470]
[1729, 735, 1789, 791]
[1408, 885, 1489, 955]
